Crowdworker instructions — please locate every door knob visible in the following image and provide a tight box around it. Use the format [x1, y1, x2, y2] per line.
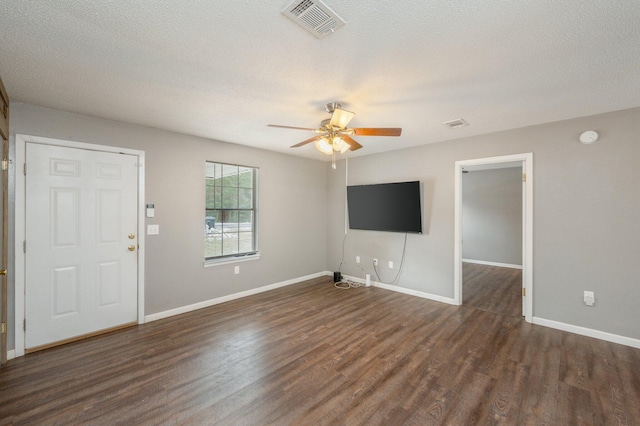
[0, 269, 6, 275]
[128, 245, 136, 252]
[128, 233, 136, 239]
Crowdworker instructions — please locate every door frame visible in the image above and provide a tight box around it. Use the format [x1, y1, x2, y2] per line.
[14, 134, 145, 357]
[454, 153, 533, 323]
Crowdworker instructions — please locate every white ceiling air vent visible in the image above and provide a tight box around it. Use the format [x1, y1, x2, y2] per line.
[444, 118, 469, 129]
[282, 0, 346, 39]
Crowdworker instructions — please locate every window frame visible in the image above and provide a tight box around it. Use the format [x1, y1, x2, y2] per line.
[204, 161, 259, 266]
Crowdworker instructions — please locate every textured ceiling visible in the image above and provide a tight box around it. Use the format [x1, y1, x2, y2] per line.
[1, 1, 640, 160]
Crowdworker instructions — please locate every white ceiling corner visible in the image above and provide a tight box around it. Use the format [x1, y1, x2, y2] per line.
[1, 1, 639, 161]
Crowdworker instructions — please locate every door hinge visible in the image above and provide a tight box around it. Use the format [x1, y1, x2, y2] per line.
[24, 319, 26, 331]
[1, 159, 7, 171]
[522, 287, 526, 297]
[522, 173, 526, 182]
[24, 163, 27, 175]
[1, 322, 6, 334]
[23, 240, 26, 253]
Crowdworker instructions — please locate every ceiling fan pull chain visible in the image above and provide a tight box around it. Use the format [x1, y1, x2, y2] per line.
[332, 150, 336, 169]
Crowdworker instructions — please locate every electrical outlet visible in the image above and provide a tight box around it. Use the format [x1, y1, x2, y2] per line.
[373, 258, 378, 266]
[234, 266, 240, 275]
[356, 256, 360, 264]
[389, 261, 394, 269]
[584, 291, 594, 306]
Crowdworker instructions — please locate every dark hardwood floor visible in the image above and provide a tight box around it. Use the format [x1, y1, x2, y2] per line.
[463, 262, 523, 318]
[1, 276, 639, 425]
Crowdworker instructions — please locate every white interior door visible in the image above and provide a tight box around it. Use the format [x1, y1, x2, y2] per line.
[25, 143, 138, 350]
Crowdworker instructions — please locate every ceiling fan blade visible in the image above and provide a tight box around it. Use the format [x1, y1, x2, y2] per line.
[329, 108, 356, 129]
[352, 128, 402, 137]
[342, 135, 363, 151]
[291, 135, 323, 148]
[268, 124, 317, 131]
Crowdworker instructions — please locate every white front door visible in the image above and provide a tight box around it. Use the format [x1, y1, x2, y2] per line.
[25, 143, 138, 349]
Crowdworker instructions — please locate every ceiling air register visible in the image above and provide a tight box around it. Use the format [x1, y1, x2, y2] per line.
[282, 0, 346, 38]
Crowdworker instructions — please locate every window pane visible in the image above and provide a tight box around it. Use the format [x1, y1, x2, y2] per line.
[214, 163, 223, 180]
[214, 187, 222, 209]
[205, 212, 216, 232]
[205, 162, 216, 178]
[222, 187, 238, 209]
[238, 167, 253, 188]
[238, 188, 253, 209]
[222, 223, 238, 256]
[239, 231, 253, 253]
[205, 179, 216, 209]
[205, 234, 222, 258]
[222, 164, 238, 186]
[222, 237, 237, 256]
[238, 210, 253, 224]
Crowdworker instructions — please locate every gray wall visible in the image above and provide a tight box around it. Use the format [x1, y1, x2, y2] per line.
[329, 107, 640, 340]
[462, 167, 522, 265]
[7, 103, 640, 349]
[7, 103, 328, 350]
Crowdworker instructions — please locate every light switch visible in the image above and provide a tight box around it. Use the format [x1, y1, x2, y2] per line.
[147, 224, 159, 235]
[584, 291, 595, 307]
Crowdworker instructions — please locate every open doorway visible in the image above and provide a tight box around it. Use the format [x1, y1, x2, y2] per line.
[461, 164, 522, 317]
[454, 153, 533, 322]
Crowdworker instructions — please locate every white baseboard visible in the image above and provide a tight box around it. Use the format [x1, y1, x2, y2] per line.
[342, 274, 457, 305]
[145, 271, 328, 323]
[533, 317, 640, 349]
[7, 349, 16, 360]
[462, 259, 523, 269]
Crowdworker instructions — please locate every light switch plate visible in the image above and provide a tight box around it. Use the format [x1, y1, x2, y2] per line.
[147, 224, 159, 235]
[584, 291, 595, 306]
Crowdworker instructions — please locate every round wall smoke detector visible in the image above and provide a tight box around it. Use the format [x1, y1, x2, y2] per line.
[579, 130, 599, 144]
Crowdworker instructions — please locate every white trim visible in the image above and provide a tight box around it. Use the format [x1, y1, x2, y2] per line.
[454, 153, 533, 323]
[204, 253, 260, 267]
[145, 271, 328, 323]
[14, 134, 146, 357]
[533, 317, 640, 349]
[462, 259, 523, 269]
[342, 274, 457, 305]
[7, 349, 15, 360]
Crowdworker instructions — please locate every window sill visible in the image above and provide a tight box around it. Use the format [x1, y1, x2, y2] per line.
[204, 253, 260, 267]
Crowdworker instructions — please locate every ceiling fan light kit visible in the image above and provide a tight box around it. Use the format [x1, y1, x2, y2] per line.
[314, 138, 333, 155]
[267, 102, 403, 169]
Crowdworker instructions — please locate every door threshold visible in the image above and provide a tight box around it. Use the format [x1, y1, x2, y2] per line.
[25, 322, 137, 354]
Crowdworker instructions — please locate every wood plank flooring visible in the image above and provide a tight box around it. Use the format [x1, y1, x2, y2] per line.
[463, 262, 522, 318]
[1, 276, 639, 425]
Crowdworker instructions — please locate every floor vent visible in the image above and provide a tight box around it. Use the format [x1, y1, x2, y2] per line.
[444, 118, 469, 129]
[282, 0, 346, 39]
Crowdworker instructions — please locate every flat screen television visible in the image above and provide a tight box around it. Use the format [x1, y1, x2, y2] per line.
[347, 181, 422, 233]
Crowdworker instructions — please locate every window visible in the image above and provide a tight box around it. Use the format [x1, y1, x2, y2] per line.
[205, 161, 258, 262]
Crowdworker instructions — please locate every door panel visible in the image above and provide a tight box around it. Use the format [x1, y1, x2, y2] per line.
[25, 143, 138, 350]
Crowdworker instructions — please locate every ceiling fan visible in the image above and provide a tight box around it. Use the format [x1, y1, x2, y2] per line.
[268, 102, 402, 167]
